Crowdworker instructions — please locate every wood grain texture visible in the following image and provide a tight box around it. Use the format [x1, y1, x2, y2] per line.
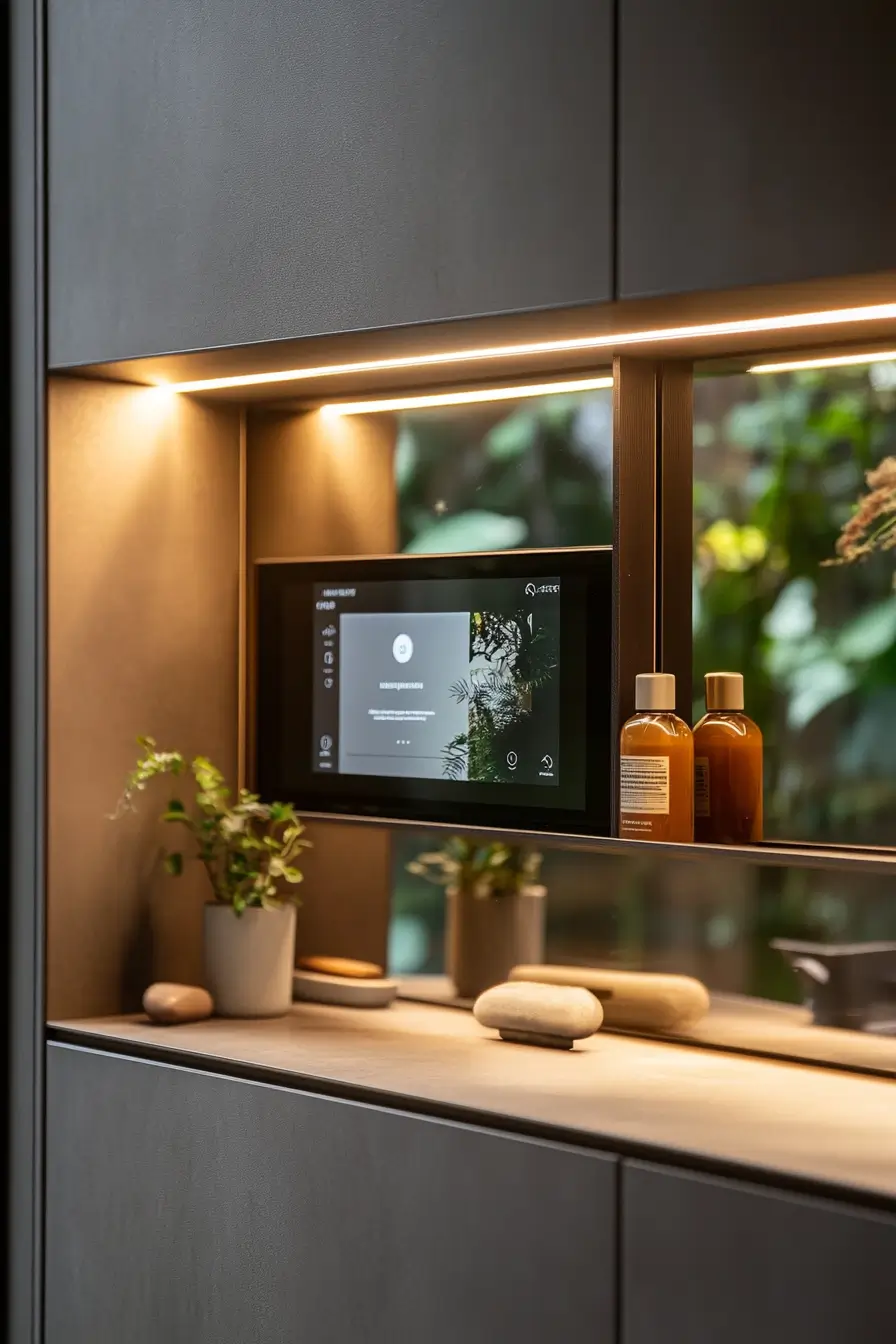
[622, 1160, 896, 1344]
[619, 0, 896, 298]
[658, 362, 693, 720]
[45, 1043, 617, 1344]
[48, 377, 241, 1016]
[50, 1000, 896, 1199]
[611, 357, 658, 830]
[48, 0, 612, 365]
[246, 408, 398, 967]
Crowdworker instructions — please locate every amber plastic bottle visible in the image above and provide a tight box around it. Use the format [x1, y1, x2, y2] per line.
[619, 673, 694, 842]
[693, 672, 763, 844]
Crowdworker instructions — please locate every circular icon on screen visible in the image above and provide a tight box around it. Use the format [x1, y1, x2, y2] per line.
[525, 583, 536, 596]
[392, 633, 414, 664]
[319, 735, 333, 752]
[506, 751, 518, 770]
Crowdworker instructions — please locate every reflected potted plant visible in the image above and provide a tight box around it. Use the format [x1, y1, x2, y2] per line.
[112, 737, 311, 1017]
[408, 838, 545, 999]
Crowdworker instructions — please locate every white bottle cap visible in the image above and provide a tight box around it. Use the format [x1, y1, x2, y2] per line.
[705, 671, 745, 711]
[635, 672, 676, 712]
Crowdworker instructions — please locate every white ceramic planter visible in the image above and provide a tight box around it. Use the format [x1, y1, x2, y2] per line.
[203, 902, 297, 1018]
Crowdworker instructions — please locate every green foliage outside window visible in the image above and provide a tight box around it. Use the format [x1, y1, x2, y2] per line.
[694, 365, 896, 845]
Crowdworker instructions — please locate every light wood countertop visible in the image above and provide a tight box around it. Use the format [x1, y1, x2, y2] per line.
[50, 999, 896, 1205]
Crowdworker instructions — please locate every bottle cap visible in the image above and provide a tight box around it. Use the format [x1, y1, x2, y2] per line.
[705, 671, 744, 711]
[635, 672, 676, 712]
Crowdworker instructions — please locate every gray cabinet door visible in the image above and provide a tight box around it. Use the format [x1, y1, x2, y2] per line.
[49, 0, 612, 367]
[623, 1159, 896, 1344]
[46, 1043, 616, 1344]
[618, 0, 896, 298]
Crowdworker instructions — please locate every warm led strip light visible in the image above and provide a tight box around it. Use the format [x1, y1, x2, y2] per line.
[749, 349, 896, 374]
[320, 375, 613, 417]
[160, 302, 896, 394]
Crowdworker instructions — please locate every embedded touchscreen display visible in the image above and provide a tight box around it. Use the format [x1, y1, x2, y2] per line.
[312, 576, 562, 788]
[254, 548, 611, 834]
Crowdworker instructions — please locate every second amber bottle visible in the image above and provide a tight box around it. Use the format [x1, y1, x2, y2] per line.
[619, 673, 694, 842]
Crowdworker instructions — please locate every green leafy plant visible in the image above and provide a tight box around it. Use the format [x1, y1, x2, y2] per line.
[407, 837, 544, 899]
[111, 736, 311, 915]
[441, 610, 558, 781]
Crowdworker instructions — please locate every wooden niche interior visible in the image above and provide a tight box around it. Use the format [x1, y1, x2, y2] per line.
[48, 380, 396, 1019]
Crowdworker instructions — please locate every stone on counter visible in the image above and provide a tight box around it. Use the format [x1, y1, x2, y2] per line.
[293, 969, 398, 1008]
[296, 955, 384, 980]
[473, 981, 603, 1049]
[510, 964, 710, 1033]
[143, 983, 214, 1025]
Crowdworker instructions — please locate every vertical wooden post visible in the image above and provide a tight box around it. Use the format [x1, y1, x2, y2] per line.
[658, 361, 694, 723]
[612, 357, 659, 832]
[237, 409, 248, 791]
[611, 357, 693, 832]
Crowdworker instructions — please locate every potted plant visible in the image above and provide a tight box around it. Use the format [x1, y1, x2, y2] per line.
[407, 838, 545, 999]
[112, 737, 311, 1017]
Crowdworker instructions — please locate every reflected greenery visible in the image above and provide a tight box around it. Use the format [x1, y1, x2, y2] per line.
[396, 389, 613, 553]
[694, 363, 896, 845]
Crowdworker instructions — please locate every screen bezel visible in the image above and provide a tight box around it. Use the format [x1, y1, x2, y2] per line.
[253, 547, 612, 835]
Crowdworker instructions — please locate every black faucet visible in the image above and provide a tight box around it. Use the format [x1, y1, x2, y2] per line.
[771, 939, 896, 1032]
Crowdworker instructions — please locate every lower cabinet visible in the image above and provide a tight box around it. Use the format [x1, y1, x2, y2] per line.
[45, 1043, 616, 1344]
[622, 1159, 896, 1344]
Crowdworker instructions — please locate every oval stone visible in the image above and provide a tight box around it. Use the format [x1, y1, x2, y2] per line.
[510, 964, 710, 1033]
[143, 982, 214, 1025]
[296, 955, 384, 980]
[473, 981, 603, 1049]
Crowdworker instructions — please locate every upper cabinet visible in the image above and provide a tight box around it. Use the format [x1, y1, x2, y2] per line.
[48, 0, 613, 368]
[618, 1, 896, 300]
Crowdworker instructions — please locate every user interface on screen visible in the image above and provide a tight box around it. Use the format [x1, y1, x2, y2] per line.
[312, 576, 561, 787]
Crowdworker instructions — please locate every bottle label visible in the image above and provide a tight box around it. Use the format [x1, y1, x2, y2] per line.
[620, 755, 670, 815]
[695, 757, 710, 818]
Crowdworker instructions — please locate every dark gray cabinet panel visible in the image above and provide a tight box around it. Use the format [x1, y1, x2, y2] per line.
[49, 0, 612, 367]
[623, 1160, 896, 1344]
[46, 1044, 616, 1344]
[619, 1, 896, 298]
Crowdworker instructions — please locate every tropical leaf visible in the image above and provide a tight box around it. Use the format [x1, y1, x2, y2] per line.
[786, 659, 857, 730]
[835, 599, 896, 663]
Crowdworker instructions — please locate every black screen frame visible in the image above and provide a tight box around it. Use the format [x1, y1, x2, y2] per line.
[254, 547, 612, 835]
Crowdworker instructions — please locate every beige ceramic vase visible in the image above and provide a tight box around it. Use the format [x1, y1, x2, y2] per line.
[203, 902, 296, 1018]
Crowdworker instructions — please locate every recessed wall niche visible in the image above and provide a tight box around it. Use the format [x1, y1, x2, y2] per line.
[48, 378, 396, 1018]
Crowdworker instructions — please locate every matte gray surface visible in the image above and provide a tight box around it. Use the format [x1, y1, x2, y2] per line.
[46, 1042, 617, 1344]
[49, 0, 613, 366]
[623, 1160, 896, 1344]
[619, 0, 896, 298]
[10, 1, 46, 1341]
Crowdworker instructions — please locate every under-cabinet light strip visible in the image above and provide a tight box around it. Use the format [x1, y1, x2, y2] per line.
[320, 375, 613, 417]
[160, 302, 896, 394]
[749, 349, 896, 374]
